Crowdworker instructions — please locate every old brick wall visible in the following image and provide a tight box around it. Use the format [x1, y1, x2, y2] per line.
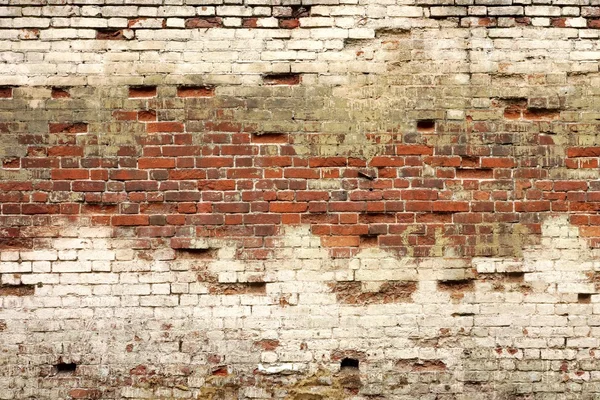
[2, 0, 600, 398]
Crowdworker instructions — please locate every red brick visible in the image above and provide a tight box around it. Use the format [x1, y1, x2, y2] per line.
[567, 147, 600, 157]
[321, 236, 360, 247]
[22, 204, 59, 214]
[138, 110, 157, 121]
[481, 157, 515, 168]
[47, 146, 84, 157]
[146, 122, 184, 133]
[72, 181, 106, 192]
[112, 215, 149, 226]
[554, 181, 587, 191]
[270, 202, 308, 213]
[113, 110, 138, 121]
[138, 158, 176, 169]
[370, 156, 405, 167]
[51, 169, 89, 180]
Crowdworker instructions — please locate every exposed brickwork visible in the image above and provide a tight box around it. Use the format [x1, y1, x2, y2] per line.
[3, 0, 600, 398]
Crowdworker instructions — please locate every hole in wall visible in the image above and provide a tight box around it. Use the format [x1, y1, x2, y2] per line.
[177, 85, 215, 98]
[96, 29, 127, 40]
[55, 362, 77, 374]
[262, 73, 302, 86]
[0, 284, 35, 296]
[416, 120, 435, 132]
[578, 293, 592, 303]
[175, 248, 217, 260]
[51, 87, 70, 99]
[128, 86, 157, 98]
[341, 358, 359, 370]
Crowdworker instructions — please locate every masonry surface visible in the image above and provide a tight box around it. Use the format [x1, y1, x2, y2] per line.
[3, 0, 600, 398]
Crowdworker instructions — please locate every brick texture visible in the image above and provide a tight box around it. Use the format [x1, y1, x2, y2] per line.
[2, 0, 600, 398]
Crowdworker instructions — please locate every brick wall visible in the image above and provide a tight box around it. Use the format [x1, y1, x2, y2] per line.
[2, 0, 600, 398]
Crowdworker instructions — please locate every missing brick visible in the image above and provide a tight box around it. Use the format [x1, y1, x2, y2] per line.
[209, 282, 267, 295]
[128, 86, 157, 98]
[177, 85, 215, 98]
[290, 5, 311, 18]
[523, 108, 561, 121]
[211, 366, 229, 376]
[341, 358, 359, 371]
[0, 284, 35, 296]
[578, 293, 592, 303]
[396, 359, 446, 372]
[175, 248, 217, 260]
[375, 28, 410, 38]
[185, 17, 223, 28]
[330, 281, 416, 304]
[252, 133, 289, 144]
[51, 87, 70, 99]
[0, 87, 13, 99]
[437, 279, 474, 292]
[54, 361, 77, 374]
[263, 73, 302, 86]
[359, 234, 378, 247]
[96, 29, 130, 40]
[416, 120, 435, 132]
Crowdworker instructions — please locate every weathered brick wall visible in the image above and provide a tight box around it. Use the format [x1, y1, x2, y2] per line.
[3, 0, 600, 398]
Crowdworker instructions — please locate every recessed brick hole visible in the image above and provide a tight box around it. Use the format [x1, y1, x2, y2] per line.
[456, 169, 493, 179]
[331, 281, 416, 304]
[279, 18, 300, 29]
[523, 108, 560, 121]
[578, 293, 592, 303]
[175, 248, 216, 260]
[210, 282, 267, 295]
[177, 86, 215, 98]
[51, 87, 70, 99]
[49, 122, 88, 134]
[0, 87, 13, 99]
[396, 359, 447, 372]
[129, 86, 157, 98]
[341, 358, 359, 370]
[251, 132, 288, 143]
[212, 366, 228, 376]
[506, 272, 525, 283]
[185, 17, 222, 28]
[437, 279, 474, 292]
[96, 29, 126, 40]
[416, 120, 435, 132]
[359, 234, 378, 247]
[0, 284, 35, 296]
[55, 362, 77, 374]
[263, 73, 302, 86]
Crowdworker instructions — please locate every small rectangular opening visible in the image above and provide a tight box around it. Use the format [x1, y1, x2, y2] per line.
[128, 86, 157, 98]
[416, 120, 435, 132]
[0, 284, 35, 296]
[578, 293, 592, 304]
[341, 358, 359, 370]
[55, 362, 77, 374]
[96, 29, 127, 40]
[263, 73, 301, 86]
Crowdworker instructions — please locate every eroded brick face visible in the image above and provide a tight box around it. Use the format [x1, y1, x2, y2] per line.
[2, 0, 600, 398]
